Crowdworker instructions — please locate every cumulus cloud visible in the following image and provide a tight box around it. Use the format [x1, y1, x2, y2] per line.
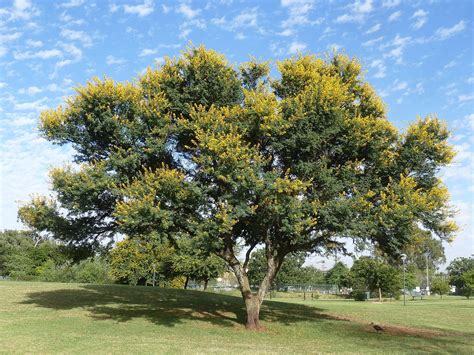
[365, 23, 380, 34]
[14, 49, 62, 60]
[279, 0, 319, 36]
[139, 48, 158, 57]
[362, 36, 384, 47]
[370, 59, 386, 78]
[176, 3, 201, 19]
[434, 20, 466, 41]
[18, 86, 42, 95]
[106, 55, 126, 65]
[336, 0, 373, 24]
[60, 29, 93, 47]
[382, 0, 400, 8]
[288, 41, 307, 54]
[388, 11, 401, 22]
[412, 9, 428, 30]
[60, 0, 84, 8]
[212, 8, 258, 31]
[14, 98, 49, 111]
[123, 0, 154, 17]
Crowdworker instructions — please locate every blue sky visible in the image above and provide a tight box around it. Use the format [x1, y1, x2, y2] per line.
[0, 0, 472, 267]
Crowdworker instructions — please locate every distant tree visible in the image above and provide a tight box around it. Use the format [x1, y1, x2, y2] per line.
[248, 250, 324, 288]
[447, 257, 474, 297]
[19, 46, 458, 329]
[171, 240, 226, 289]
[460, 270, 474, 299]
[350, 257, 402, 301]
[325, 261, 350, 289]
[0, 230, 66, 279]
[109, 239, 173, 286]
[430, 278, 450, 298]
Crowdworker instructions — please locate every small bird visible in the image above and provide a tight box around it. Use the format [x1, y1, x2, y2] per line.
[371, 322, 384, 333]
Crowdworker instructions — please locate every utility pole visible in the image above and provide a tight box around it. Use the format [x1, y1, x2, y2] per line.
[425, 254, 430, 296]
[401, 254, 407, 306]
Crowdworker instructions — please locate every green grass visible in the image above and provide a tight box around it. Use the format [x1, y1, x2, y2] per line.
[0, 281, 472, 354]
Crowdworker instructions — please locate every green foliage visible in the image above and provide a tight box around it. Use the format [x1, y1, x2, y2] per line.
[18, 46, 457, 324]
[248, 249, 324, 287]
[325, 261, 350, 288]
[349, 257, 402, 298]
[0, 230, 67, 280]
[447, 257, 474, 297]
[430, 277, 450, 298]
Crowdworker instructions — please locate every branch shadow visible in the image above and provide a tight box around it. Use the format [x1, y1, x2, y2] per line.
[19, 284, 339, 329]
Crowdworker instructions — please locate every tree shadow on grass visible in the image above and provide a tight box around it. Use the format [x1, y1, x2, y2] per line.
[19, 284, 340, 329]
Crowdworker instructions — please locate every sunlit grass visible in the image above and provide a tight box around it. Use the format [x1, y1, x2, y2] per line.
[0, 281, 472, 354]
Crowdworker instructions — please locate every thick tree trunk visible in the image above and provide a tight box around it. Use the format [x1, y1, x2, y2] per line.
[184, 276, 189, 289]
[218, 239, 283, 330]
[244, 296, 261, 330]
[204, 279, 208, 290]
[378, 287, 382, 301]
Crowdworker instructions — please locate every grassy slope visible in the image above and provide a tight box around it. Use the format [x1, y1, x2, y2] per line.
[0, 281, 472, 354]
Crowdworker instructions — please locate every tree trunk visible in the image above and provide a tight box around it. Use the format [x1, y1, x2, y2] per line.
[378, 287, 382, 301]
[219, 240, 283, 330]
[184, 276, 189, 289]
[204, 279, 208, 290]
[244, 296, 261, 330]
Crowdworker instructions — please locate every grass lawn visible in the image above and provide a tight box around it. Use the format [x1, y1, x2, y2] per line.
[0, 281, 472, 354]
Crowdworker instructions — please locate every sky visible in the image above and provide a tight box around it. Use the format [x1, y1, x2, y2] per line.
[0, 0, 473, 269]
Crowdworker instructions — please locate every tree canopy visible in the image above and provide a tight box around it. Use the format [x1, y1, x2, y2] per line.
[19, 46, 457, 329]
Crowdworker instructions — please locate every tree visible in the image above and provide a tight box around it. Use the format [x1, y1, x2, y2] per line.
[109, 238, 173, 286]
[447, 257, 474, 297]
[171, 246, 226, 290]
[247, 249, 324, 288]
[430, 277, 450, 298]
[460, 270, 474, 299]
[19, 46, 457, 329]
[349, 257, 403, 301]
[325, 261, 350, 289]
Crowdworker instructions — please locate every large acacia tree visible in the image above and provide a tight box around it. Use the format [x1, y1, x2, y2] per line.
[19, 46, 456, 329]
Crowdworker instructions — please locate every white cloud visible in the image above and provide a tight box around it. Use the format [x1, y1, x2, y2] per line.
[14, 49, 62, 60]
[288, 41, 307, 54]
[7, 0, 40, 21]
[392, 79, 407, 91]
[0, 32, 22, 42]
[176, 3, 201, 19]
[412, 9, 428, 30]
[383, 34, 412, 64]
[26, 39, 43, 47]
[106, 55, 126, 65]
[336, 0, 373, 24]
[0, 82, 6, 89]
[0, 46, 7, 57]
[11, 117, 36, 126]
[434, 21, 466, 41]
[370, 59, 386, 78]
[458, 94, 474, 103]
[60, 29, 93, 47]
[60, 0, 84, 8]
[14, 98, 49, 111]
[362, 36, 384, 47]
[123, 0, 154, 17]
[382, 0, 400, 8]
[139, 48, 158, 57]
[388, 11, 401, 22]
[18, 86, 42, 95]
[213, 8, 258, 31]
[365, 23, 380, 34]
[444, 60, 456, 69]
[280, 0, 317, 34]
